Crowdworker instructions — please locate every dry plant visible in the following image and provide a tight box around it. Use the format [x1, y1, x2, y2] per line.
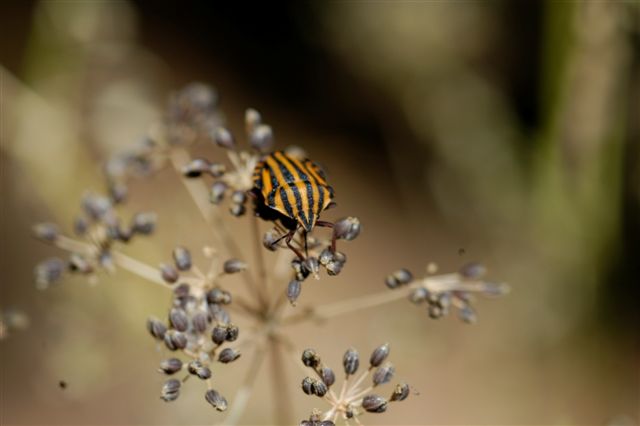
[32, 83, 509, 425]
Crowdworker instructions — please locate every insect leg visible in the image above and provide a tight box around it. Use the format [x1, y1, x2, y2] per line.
[285, 229, 305, 260]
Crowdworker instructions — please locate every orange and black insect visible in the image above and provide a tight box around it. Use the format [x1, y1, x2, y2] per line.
[252, 150, 335, 259]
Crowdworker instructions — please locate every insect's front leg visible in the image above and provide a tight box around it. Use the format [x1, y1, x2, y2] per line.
[315, 220, 336, 253]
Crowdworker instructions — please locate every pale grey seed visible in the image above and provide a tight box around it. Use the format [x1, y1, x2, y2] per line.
[169, 308, 189, 332]
[362, 394, 388, 413]
[159, 358, 183, 374]
[333, 217, 361, 241]
[161, 379, 181, 402]
[172, 246, 192, 271]
[160, 263, 179, 284]
[218, 348, 241, 363]
[205, 389, 228, 411]
[370, 343, 390, 367]
[390, 383, 410, 401]
[372, 363, 395, 386]
[213, 127, 235, 150]
[32, 223, 59, 242]
[343, 348, 359, 376]
[147, 317, 167, 340]
[210, 181, 227, 204]
[223, 259, 246, 274]
[320, 366, 335, 387]
[287, 280, 302, 305]
[249, 124, 273, 152]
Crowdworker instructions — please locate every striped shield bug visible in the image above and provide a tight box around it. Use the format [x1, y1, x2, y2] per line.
[251, 150, 336, 259]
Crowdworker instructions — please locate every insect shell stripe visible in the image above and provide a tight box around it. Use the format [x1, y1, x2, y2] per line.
[303, 159, 327, 186]
[276, 151, 310, 181]
[265, 161, 287, 207]
[276, 186, 295, 219]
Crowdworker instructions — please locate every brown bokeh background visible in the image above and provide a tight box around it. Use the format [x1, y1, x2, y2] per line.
[1, 1, 638, 425]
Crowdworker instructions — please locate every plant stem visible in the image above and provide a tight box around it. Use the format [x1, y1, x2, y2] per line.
[250, 214, 269, 310]
[270, 338, 293, 425]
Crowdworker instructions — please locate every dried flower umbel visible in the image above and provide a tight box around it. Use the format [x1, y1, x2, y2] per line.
[299, 345, 410, 424]
[30, 82, 510, 425]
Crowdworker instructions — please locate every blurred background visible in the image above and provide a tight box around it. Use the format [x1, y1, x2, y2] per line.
[1, 1, 638, 424]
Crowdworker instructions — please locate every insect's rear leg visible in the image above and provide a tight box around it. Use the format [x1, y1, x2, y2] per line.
[315, 220, 336, 253]
[285, 229, 305, 260]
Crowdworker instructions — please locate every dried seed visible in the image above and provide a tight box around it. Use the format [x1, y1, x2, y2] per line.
[459, 305, 477, 324]
[213, 127, 235, 150]
[159, 358, 183, 374]
[69, 253, 93, 274]
[390, 382, 410, 401]
[372, 363, 395, 386]
[210, 181, 227, 204]
[225, 324, 239, 342]
[325, 260, 343, 276]
[173, 283, 191, 299]
[320, 366, 335, 387]
[169, 308, 189, 332]
[223, 259, 247, 274]
[460, 262, 486, 279]
[35, 258, 65, 289]
[409, 287, 429, 304]
[230, 190, 247, 205]
[211, 325, 227, 345]
[393, 268, 413, 285]
[208, 162, 226, 177]
[147, 317, 167, 340]
[206, 288, 232, 305]
[172, 246, 192, 271]
[249, 124, 274, 152]
[230, 203, 246, 216]
[73, 216, 88, 236]
[343, 348, 359, 376]
[208, 304, 230, 324]
[385, 274, 400, 289]
[303, 257, 319, 277]
[245, 108, 261, 134]
[318, 248, 334, 266]
[333, 217, 361, 241]
[437, 292, 452, 309]
[370, 343, 390, 368]
[161, 379, 181, 402]
[192, 312, 209, 334]
[292, 258, 310, 281]
[32, 223, 59, 242]
[287, 280, 302, 305]
[160, 264, 179, 284]
[263, 230, 280, 251]
[301, 349, 320, 368]
[218, 348, 241, 363]
[362, 394, 388, 413]
[131, 212, 156, 235]
[164, 330, 187, 351]
[301, 377, 314, 395]
[312, 380, 328, 397]
[188, 360, 212, 379]
[205, 389, 228, 411]
[428, 304, 443, 319]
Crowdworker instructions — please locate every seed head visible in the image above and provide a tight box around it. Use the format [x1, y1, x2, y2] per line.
[362, 394, 388, 413]
[343, 348, 360, 376]
[369, 343, 390, 368]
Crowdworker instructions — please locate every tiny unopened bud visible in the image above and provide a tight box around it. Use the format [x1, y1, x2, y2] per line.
[372, 363, 395, 386]
[131, 212, 156, 235]
[160, 264, 179, 284]
[333, 217, 361, 241]
[370, 343, 390, 368]
[301, 348, 320, 368]
[287, 280, 302, 305]
[210, 181, 227, 204]
[320, 366, 335, 387]
[172, 246, 192, 271]
[218, 348, 241, 363]
[182, 158, 210, 178]
[343, 348, 360, 376]
[214, 127, 236, 150]
[159, 358, 183, 374]
[147, 317, 167, 340]
[205, 389, 228, 411]
[223, 259, 247, 274]
[33, 223, 59, 242]
[362, 394, 388, 413]
[169, 308, 189, 332]
[390, 383, 410, 401]
[249, 124, 274, 152]
[161, 379, 181, 402]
